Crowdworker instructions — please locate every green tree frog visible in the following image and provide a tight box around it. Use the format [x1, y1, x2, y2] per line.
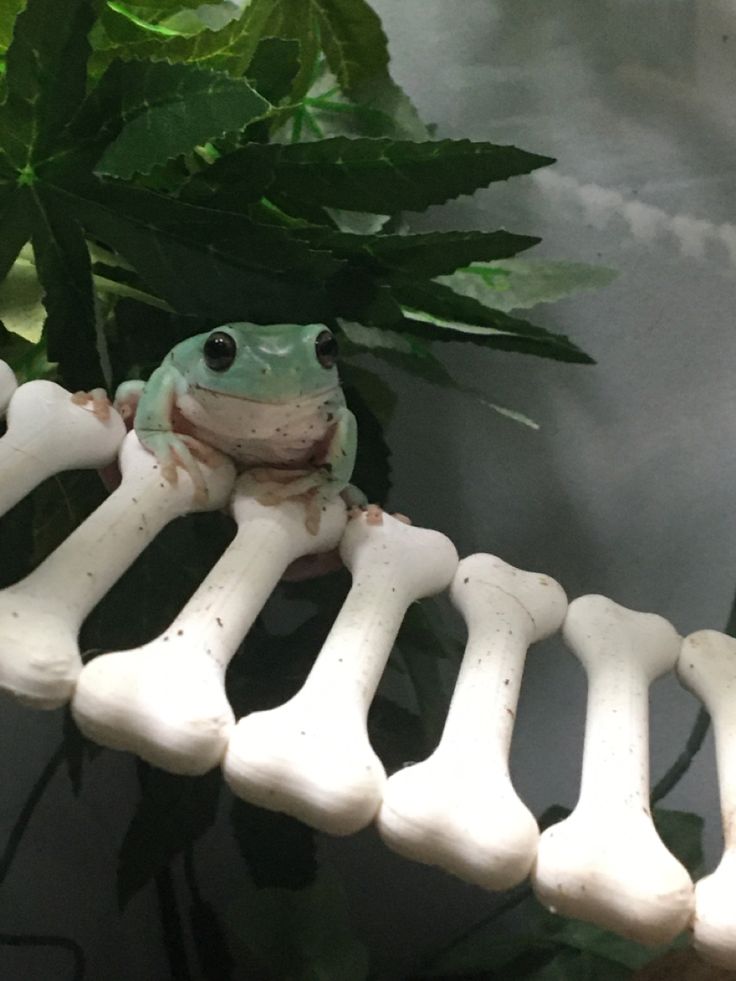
[115, 322, 359, 530]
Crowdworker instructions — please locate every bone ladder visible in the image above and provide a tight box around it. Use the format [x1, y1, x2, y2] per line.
[0, 364, 733, 968]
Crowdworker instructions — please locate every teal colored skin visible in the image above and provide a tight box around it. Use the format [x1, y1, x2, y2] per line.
[117, 322, 358, 511]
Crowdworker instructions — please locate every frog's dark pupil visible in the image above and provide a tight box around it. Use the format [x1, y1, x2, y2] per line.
[204, 331, 236, 371]
[315, 330, 338, 369]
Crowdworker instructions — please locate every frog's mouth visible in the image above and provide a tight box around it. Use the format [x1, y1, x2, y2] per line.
[192, 383, 340, 405]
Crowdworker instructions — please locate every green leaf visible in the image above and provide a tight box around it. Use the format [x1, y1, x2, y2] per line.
[315, 0, 389, 97]
[438, 259, 618, 313]
[92, 0, 274, 75]
[94, 60, 270, 178]
[0, 249, 45, 341]
[339, 321, 539, 429]
[246, 35, 301, 105]
[341, 363, 393, 502]
[30, 188, 103, 388]
[0, 0, 23, 50]
[69, 178, 344, 321]
[553, 918, 675, 973]
[214, 137, 554, 216]
[5, 0, 99, 162]
[228, 865, 369, 981]
[393, 279, 595, 364]
[368, 229, 540, 278]
[117, 766, 221, 909]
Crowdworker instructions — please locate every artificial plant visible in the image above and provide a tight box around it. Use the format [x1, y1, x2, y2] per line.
[0, 1, 707, 979]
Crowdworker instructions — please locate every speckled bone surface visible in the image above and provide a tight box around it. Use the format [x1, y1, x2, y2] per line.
[377, 553, 567, 890]
[0, 430, 235, 709]
[532, 595, 694, 946]
[72, 480, 347, 776]
[0, 379, 126, 517]
[223, 511, 459, 835]
[678, 630, 736, 969]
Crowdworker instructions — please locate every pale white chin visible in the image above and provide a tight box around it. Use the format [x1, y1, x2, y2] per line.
[177, 387, 337, 467]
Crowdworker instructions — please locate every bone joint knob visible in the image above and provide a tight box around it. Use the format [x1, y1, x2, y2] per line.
[223, 511, 459, 835]
[532, 595, 694, 945]
[377, 553, 567, 890]
[678, 630, 736, 968]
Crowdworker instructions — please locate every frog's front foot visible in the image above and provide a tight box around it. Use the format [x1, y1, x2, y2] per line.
[138, 430, 225, 505]
[71, 388, 112, 422]
[347, 504, 412, 527]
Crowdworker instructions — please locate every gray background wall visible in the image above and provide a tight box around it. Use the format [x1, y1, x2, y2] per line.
[2, 1, 736, 977]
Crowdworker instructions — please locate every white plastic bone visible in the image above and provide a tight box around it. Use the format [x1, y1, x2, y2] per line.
[532, 595, 694, 945]
[0, 361, 17, 416]
[223, 512, 459, 835]
[377, 553, 567, 890]
[678, 630, 736, 968]
[0, 431, 235, 708]
[72, 482, 347, 775]
[0, 380, 126, 517]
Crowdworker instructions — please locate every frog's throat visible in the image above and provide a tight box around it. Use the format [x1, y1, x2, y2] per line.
[191, 383, 340, 405]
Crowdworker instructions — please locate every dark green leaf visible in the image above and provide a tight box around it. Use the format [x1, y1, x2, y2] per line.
[369, 229, 540, 278]
[117, 765, 221, 909]
[230, 797, 317, 889]
[92, 60, 269, 178]
[393, 279, 595, 364]
[341, 363, 393, 502]
[228, 865, 369, 981]
[30, 189, 103, 387]
[552, 917, 674, 972]
[4, 0, 99, 161]
[62, 707, 101, 796]
[316, 0, 389, 97]
[186, 137, 554, 217]
[0, 184, 32, 280]
[246, 36, 301, 105]
[68, 178, 343, 321]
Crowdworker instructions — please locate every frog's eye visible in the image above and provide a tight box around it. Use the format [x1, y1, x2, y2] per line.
[315, 330, 338, 369]
[203, 331, 237, 371]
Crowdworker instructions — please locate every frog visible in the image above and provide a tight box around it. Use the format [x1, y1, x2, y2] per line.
[114, 322, 360, 531]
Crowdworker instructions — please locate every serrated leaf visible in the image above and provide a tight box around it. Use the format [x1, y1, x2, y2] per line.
[92, 0, 273, 74]
[368, 229, 540, 278]
[5, 0, 98, 161]
[94, 60, 270, 178]
[315, 0, 388, 97]
[394, 278, 595, 364]
[30, 189, 103, 387]
[210, 137, 554, 216]
[117, 766, 221, 909]
[438, 258, 618, 313]
[246, 35, 301, 105]
[70, 178, 344, 321]
[339, 321, 539, 429]
[228, 865, 369, 981]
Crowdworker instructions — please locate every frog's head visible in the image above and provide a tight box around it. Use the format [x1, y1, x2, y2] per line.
[177, 322, 341, 402]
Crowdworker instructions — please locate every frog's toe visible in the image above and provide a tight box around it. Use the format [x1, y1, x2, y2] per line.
[71, 388, 112, 422]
